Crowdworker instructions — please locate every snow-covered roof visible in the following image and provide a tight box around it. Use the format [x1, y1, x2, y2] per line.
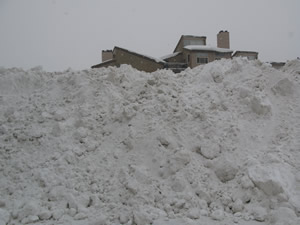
[184, 45, 233, 53]
[232, 50, 258, 57]
[160, 52, 181, 60]
[174, 35, 207, 53]
[91, 59, 116, 69]
[114, 46, 166, 64]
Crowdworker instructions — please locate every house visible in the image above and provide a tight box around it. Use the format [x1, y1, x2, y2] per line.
[269, 62, 286, 69]
[91, 46, 165, 73]
[91, 31, 258, 73]
[232, 51, 258, 60]
[163, 33, 232, 69]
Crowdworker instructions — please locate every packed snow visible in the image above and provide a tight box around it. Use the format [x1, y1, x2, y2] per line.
[184, 45, 233, 53]
[0, 58, 300, 225]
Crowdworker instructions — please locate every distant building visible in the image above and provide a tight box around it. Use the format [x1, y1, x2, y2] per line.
[162, 33, 233, 70]
[91, 31, 258, 73]
[91, 47, 165, 73]
[269, 62, 286, 69]
[232, 51, 258, 60]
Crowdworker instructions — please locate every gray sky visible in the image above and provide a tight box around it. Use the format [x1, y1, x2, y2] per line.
[0, 0, 299, 71]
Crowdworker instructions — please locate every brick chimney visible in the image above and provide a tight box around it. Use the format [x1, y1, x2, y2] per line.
[217, 30, 230, 49]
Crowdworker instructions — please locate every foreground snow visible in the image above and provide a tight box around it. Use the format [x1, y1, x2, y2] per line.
[0, 58, 300, 225]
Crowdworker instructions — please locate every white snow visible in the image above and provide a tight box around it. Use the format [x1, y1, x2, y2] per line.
[0, 58, 300, 225]
[184, 45, 233, 53]
[160, 52, 181, 60]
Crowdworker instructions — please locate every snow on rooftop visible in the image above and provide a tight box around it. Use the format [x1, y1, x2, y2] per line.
[115, 46, 166, 64]
[184, 45, 233, 53]
[160, 52, 181, 60]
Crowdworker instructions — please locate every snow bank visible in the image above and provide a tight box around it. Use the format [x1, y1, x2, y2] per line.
[0, 58, 300, 225]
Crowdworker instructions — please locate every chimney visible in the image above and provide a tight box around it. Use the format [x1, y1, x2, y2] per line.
[217, 30, 230, 49]
[102, 50, 113, 62]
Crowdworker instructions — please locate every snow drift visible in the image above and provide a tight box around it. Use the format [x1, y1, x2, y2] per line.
[0, 58, 299, 225]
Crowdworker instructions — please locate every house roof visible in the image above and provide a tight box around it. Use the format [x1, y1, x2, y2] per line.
[91, 59, 117, 68]
[113, 46, 166, 64]
[173, 35, 207, 53]
[160, 52, 182, 60]
[184, 45, 233, 53]
[232, 51, 258, 56]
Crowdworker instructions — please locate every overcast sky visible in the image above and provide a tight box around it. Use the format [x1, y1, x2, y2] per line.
[0, 0, 299, 71]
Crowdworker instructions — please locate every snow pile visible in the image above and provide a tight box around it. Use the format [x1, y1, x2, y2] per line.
[0, 58, 300, 225]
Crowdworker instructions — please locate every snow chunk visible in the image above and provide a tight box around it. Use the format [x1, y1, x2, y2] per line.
[250, 95, 272, 115]
[213, 156, 238, 182]
[89, 215, 107, 225]
[170, 177, 186, 192]
[17, 201, 40, 221]
[270, 207, 298, 225]
[21, 215, 39, 224]
[133, 209, 153, 225]
[53, 109, 67, 121]
[0, 209, 10, 225]
[38, 210, 52, 220]
[197, 142, 221, 159]
[248, 165, 289, 196]
[187, 208, 200, 219]
[232, 199, 244, 213]
[272, 78, 294, 96]
[211, 209, 224, 221]
[251, 206, 267, 222]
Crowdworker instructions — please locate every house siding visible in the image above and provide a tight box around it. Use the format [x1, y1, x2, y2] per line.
[102, 50, 113, 62]
[113, 47, 164, 73]
[174, 36, 207, 53]
[184, 49, 231, 68]
[91, 59, 118, 69]
[164, 53, 184, 63]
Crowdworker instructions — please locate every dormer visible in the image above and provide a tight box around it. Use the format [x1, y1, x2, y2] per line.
[173, 35, 206, 53]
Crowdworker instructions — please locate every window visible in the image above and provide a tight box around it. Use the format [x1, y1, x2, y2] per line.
[187, 54, 190, 63]
[197, 57, 208, 64]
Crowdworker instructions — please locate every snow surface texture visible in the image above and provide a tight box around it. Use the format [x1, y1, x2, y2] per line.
[0, 58, 300, 225]
[184, 45, 233, 53]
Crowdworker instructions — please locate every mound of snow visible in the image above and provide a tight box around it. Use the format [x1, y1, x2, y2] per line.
[0, 58, 300, 225]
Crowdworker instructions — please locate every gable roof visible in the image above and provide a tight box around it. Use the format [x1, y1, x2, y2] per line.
[173, 35, 206, 53]
[160, 52, 182, 60]
[91, 59, 117, 68]
[113, 46, 166, 65]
